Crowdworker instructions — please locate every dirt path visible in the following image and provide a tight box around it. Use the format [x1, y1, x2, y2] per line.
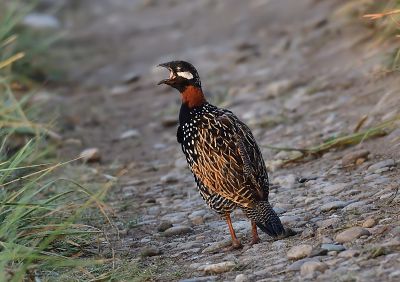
[54, 0, 399, 281]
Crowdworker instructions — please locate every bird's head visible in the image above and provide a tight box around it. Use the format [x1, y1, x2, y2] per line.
[157, 60, 201, 92]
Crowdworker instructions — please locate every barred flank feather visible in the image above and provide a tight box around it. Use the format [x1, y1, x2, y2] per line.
[244, 202, 285, 237]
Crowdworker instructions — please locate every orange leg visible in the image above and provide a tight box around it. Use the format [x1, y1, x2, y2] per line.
[251, 221, 261, 245]
[225, 213, 242, 249]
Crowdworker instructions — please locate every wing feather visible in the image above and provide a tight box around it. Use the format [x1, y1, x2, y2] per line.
[190, 110, 269, 208]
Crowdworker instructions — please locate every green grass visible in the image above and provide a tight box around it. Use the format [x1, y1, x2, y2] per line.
[0, 1, 62, 82]
[0, 3, 119, 281]
[263, 115, 400, 163]
[0, 81, 115, 280]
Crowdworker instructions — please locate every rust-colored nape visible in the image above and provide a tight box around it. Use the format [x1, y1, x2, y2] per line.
[181, 85, 206, 108]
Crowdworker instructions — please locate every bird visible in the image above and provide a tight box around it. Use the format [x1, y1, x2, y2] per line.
[157, 60, 286, 249]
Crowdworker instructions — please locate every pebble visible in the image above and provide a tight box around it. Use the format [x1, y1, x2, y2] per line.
[79, 148, 101, 162]
[287, 244, 313, 260]
[160, 172, 180, 184]
[343, 201, 365, 211]
[320, 201, 348, 212]
[316, 218, 340, 228]
[335, 227, 370, 243]
[157, 221, 173, 232]
[163, 225, 193, 237]
[341, 149, 369, 166]
[367, 159, 396, 173]
[362, 218, 377, 228]
[280, 215, 302, 225]
[323, 183, 348, 195]
[286, 258, 319, 272]
[300, 261, 328, 277]
[140, 246, 161, 257]
[273, 174, 297, 189]
[202, 239, 231, 253]
[118, 129, 140, 140]
[338, 250, 359, 258]
[121, 71, 140, 84]
[161, 115, 178, 127]
[235, 274, 249, 282]
[180, 276, 218, 282]
[203, 261, 236, 274]
[190, 216, 205, 225]
[265, 79, 294, 98]
[308, 247, 328, 257]
[23, 13, 60, 29]
[321, 243, 345, 252]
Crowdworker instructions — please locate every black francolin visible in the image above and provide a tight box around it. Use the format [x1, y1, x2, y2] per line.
[158, 60, 286, 249]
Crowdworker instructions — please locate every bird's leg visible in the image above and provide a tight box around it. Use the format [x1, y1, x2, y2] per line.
[225, 213, 242, 249]
[250, 221, 261, 245]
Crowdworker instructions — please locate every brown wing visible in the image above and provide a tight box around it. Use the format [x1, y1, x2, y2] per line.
[191, 111, 269, 208]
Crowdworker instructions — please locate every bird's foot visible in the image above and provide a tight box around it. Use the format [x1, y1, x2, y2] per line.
[250, 236, 261, 245]
[224, 240, 243, 251]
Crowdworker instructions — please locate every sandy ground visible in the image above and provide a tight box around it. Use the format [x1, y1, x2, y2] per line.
[47, 0, 400, 281]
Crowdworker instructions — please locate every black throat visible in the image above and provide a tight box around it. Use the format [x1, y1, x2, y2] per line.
[179, 102, 192, 125]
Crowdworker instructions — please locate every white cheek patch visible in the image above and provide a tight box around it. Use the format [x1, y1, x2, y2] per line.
[177, 71, 194, 80]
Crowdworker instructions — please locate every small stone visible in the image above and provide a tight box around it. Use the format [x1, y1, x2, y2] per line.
[341, 150, 369, 166]
[335, 227, 370, 243]
[362, 218, 377, 228]
[273, 207, 287, 214]
[367, 159, 396, 173]
[190, 216, 204, 225]
[180, 276, 218, 282]
[338, 250, 359, 258]
[321, 243, 345, 252]
[323, 183, 348, 195]
[160, 172, 180, 184]
[161, 115, 178, 127]
[157, 221, 173, 232]
[202, 239, 232, 253]
[121, 71, 140, 84]
[79, 148, 101, 162]
[163, 225, 193, 237]
[265, 79, 294, 98]
[280, 215, 302, 225]
[235, 274, 249, 282]
[316, 218, 340, 228]
[300, 261, 328, 277]
[203, 261, 236, 274]
[64, 138, 82, 146]
[273, 174, 297, 189]
[308, 247, 328, 257]
[287, 258, 318, 272]
[320, 201, 348, 212]
[287, 244, 313, 260]
[140, 246, 161, 257]
[23, 13, 60, 29]
[118, 129, 140, 140]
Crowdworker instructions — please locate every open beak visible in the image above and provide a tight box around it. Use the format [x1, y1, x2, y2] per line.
[157, 63, 176, 85]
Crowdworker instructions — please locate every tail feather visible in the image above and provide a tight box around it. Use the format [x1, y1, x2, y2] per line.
[244, 201, 285, 238]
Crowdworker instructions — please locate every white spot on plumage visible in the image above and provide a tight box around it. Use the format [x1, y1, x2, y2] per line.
[177, 71, 194, 80]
